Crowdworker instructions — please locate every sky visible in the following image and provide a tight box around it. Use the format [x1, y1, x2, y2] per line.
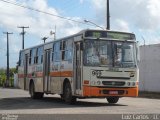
[0, 0, 160, 68]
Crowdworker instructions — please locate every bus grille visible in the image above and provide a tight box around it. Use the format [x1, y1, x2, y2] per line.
[102, 81, 125, 86]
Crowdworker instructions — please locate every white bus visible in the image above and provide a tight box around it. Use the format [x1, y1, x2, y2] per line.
[18, 29, 139, 104]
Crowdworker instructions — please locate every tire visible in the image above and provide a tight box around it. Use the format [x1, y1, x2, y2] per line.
[60, 94, 64, 101]
[106, 97, 119, 104]
[29, 82, 44, 99]
[63, 82, 76, 104]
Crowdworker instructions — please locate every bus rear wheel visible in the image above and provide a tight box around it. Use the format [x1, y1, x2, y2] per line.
[106, 97, 119, 104]
[29, 82, 44, 99]
[63, 82, 76, 104]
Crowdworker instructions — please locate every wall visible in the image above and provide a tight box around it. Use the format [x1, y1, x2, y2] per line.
[139, 44, 160, 92]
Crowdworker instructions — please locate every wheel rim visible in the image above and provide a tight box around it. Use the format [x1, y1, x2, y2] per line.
[65, 86, 71, 100]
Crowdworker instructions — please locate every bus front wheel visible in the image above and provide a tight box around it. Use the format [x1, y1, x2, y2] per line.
[106, 97, 119, 104]
[29, 82, 44, 99]
[63, 82, 76, 104]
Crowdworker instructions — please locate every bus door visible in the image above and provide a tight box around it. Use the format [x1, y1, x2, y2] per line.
[24, 54, 28, 90]
[44, 49, 51, 92]
[74, 42, 82, 94]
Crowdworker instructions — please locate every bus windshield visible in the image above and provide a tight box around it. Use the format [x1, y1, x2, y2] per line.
[83, 39, 136, 68]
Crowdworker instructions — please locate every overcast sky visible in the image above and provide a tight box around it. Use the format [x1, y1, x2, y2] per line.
[0, 0, 160, 68]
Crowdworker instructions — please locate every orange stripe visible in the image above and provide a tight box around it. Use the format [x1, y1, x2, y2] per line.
[50, 71, 73, 77]
[19, 71, 72, 78]
[83, 86, 138, 97]
[50, 71, 61, 77]
[36, 72, 43, 77]
[18, 74, 25, 78]
[18, 72, 43, 78]
[61, 71, 73, 77]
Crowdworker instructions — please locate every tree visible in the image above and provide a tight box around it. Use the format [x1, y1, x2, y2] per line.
[0, 68, 17, 87]
[0, 68, 6, 86]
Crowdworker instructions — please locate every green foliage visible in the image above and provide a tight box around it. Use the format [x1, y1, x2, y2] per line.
[0, 68, 17, 87]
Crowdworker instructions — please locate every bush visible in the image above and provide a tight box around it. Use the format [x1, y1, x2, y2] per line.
[0, 68, 17, 87]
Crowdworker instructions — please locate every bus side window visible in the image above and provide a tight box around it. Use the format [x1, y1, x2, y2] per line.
[67, 39, 73, 62]
[50, 50, 53, 62]
[52, 44, 54, 61]
[61, 39, 73, 61]
[37, 46, 43, 64]
[41, 54, 43, 63]
[62, 41, 67, 61]
[30, 48, 36, 65]
[34, 48, 38, 64]
[29, 50, 32, 65]
[54, 42, 60, 61]
[19, 52, 21, 66]
[19, 51, 24, 66]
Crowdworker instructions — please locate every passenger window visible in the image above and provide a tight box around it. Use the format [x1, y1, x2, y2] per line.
[54, 42, 61, 61]
[19, 51, 24, 66]
[29, 50, 32, 65]
[50, 50, 53, 62]
[37, 46, 43, 64]
[67, 40, 73, 62]
[61, 40, 73, 61]
[34, 48, 38, 64]
[31, 48, 36, 65]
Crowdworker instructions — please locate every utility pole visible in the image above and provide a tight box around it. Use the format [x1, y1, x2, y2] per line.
[50, 26, 56, 40]
[106, 0, 110, 30]
[18, 26, 29, 49]
[3, 32, 13, 87]
[42, 37, 48, 43]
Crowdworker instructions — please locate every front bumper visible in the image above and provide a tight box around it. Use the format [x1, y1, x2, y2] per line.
[83, 86, 138, 97]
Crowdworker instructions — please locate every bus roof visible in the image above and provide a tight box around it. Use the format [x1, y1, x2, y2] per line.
[20, 29, 135, 52]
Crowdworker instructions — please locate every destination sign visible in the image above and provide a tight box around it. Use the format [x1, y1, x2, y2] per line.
[85, 31, 135, 40]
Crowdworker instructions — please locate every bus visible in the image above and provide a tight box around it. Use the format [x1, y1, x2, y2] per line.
[18, 29, 139, 104]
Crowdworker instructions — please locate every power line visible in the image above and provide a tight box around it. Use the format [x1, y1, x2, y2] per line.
[0, 0, 94, 26]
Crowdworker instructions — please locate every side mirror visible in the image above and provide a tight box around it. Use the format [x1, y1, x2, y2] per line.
[136, 41, 140, 62]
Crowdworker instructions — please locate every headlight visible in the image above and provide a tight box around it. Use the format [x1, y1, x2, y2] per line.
[96, 71, 102, 77]
[92, 71, 96, 76]
[91, 81, 96, 85]
[91, 81, 101, 85]
[92, 70, 102, 77]
[132, 82, 136, 86]
[127, 82, 131, 86]
[97, 81, 101, 85]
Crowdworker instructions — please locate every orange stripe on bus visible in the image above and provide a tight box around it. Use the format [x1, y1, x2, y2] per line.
[18, 72, 43, 78]
[36, 72, 43, 77]
[18, 71, 72, 78]
[18, 74, 25, 78]
[50, 71, 61, 77]
[50, 71, 73, 77]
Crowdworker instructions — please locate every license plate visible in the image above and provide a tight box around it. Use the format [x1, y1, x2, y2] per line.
[109, 91, 118, 95]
